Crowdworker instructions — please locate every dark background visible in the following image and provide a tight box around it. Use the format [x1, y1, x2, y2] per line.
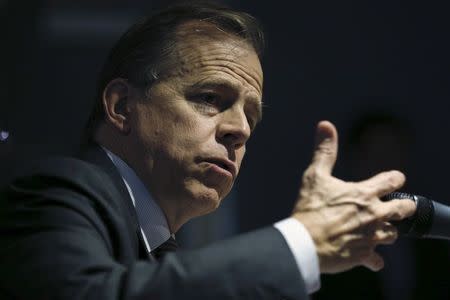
[1, 0, 449, 299]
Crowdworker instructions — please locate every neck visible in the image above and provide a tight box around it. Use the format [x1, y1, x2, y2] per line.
[94, 126, 194, 233]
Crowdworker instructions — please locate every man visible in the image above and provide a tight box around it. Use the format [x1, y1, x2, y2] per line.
[0, 3, 415, 299]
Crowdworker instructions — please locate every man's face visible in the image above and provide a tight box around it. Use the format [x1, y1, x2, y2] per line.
[127, 27, 263, 222]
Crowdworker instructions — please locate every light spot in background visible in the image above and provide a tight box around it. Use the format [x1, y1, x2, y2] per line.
[0, 130, 10, 142]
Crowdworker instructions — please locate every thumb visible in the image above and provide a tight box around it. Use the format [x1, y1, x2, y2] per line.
[310, 121, 338, 175]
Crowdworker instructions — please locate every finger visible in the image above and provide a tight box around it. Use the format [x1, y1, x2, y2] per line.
[376, 199, 416, 221]
[372, 222, 398, 245]
[360, 170, 405, 197]
[361, 251, 385, 271]
[335, 209, 371, 234]
[310, 121, 338, 175]
[348, 221, 397, 245]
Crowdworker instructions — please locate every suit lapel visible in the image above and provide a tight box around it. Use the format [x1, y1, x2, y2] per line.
[77, 142, 152, 260]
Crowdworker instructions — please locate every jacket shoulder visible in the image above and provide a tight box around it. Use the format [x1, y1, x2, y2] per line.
[6, 156, 119, 206]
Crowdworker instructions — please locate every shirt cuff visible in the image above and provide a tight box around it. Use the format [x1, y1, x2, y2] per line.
[274, 218, 321, 294]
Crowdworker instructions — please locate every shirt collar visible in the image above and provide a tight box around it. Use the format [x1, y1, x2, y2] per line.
[101, 146, 172, 251]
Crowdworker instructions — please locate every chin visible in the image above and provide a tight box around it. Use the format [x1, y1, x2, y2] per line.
[184, 180, 230, 217]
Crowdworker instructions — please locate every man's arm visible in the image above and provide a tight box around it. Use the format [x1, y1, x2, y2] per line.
[0, 163, 307, 300]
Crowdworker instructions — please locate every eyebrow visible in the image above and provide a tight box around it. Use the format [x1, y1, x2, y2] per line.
[191, 78, 264, 123]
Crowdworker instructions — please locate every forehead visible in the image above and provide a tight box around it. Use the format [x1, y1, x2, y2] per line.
[167, 21, 264, 95]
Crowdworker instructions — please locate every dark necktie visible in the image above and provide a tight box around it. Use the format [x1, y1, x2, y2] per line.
[152, 236, 178, 260]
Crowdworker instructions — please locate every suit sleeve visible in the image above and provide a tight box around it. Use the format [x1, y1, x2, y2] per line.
[0, 164, 307, 300]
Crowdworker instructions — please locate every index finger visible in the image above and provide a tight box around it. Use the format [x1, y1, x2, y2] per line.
[378, 199, 416, 221]
[310, 121, 339, 175]
[360, 170, 406, 197]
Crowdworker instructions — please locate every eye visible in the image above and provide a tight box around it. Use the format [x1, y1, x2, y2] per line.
[187, 92, 223, 114]
[247, 115, 257, 131]
[244, 105, 260, 131]
[197, 92, 219, 105]
[248, 119, 255, 130]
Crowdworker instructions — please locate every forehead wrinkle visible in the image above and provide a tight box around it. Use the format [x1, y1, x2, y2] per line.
[192, 53, 263, 95]
[200, 45, 262, 90]
[173, 36, 263, 91]
[225, 38, 263, 86]
[192, 75, 262, 105]
[217, 59, 262, 95]
[199, 66, 262, 102]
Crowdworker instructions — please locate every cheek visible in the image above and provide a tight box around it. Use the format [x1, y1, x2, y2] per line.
[156, 114, 215, 163]
[171, 114, 215, 147]
[134, 102, 217, 165]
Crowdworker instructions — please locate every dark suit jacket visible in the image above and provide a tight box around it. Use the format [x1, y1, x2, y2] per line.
[0, 144, 308, 299]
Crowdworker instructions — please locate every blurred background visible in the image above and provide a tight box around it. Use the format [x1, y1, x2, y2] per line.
[1, 0, 449, 299]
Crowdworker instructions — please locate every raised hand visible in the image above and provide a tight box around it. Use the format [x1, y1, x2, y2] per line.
[292, 121, 416, 274]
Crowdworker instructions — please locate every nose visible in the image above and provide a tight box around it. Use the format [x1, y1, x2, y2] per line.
[216, 105, 251, 149]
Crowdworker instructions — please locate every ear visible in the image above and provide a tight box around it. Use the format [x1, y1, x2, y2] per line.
[102, 78, 133, 135]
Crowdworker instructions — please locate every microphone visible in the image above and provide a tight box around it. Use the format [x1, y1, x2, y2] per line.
[384, 192, 450, 240]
